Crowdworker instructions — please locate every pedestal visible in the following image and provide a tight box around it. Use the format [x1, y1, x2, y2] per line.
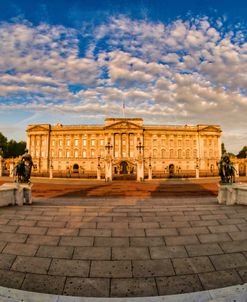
[9, 162, 14, 177]
[49, 168, 53, 179]
[105, 156, 112, 182]
[97, 167, 101, 180]
[19, 183, 33, 205]
[136, 158, 144, 182]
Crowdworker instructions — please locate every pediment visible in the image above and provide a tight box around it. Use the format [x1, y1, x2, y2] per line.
[199, 125, 221, 133]
[104, 121, 142, 130]
[27, 125, 50, 132]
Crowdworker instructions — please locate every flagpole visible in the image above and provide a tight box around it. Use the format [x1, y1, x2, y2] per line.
[122, 98, 125, 118]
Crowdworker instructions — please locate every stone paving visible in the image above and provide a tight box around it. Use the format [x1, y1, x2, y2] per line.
[0, 196, 247, 297]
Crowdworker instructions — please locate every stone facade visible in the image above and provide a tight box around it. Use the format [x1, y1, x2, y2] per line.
[26, 118, 222, 179]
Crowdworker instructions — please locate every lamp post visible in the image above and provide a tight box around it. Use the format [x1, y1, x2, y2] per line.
[97, 155, 101, 180]
[136, 141, 144, 181]
[105, 141, 113, 155]
[105, 141, 113, 181]
[49, 157, 53, 179]
[148, 156, 152, 180]
[195, 157, 200, 179]
[136, 141, 144, 155]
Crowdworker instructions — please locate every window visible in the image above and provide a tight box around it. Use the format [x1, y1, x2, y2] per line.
[82, 150, 87, 158]
[74, 139, 78, 146]
[91, 139, 95, 146]
[100, 139, 104, 146]
[91, 150, 95, 158]
[193, 149, 197, 158]
[153, 139, 157, 146]
[153, 149, 157, 158]
[178, 149, 182, 159]
[83, 139, 87, 146]
[66, 139, 70, 146]
[186, 149, 190, 159]
[59, 150, 62, 158]
[178, 140, 182, 147]
[66, 150, 70, 158]
[74, 150, 78, 158]
[161, 139, 166, 146]
[59, 139, 63, 147]
[52, 140, 55, 146]
[170, 149, 174, 158]
[161, 149, 165, 159]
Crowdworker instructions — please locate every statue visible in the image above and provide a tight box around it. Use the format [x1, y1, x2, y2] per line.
[14, 149, 33, 183]
[218, 153, 236, 184]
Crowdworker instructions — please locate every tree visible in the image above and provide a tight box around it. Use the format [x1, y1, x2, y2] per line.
[0, 132, 26, 158]
[0, 132, 8, 157]
[237, 146, 247, 158]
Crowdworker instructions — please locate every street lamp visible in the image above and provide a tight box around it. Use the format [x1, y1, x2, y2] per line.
[105, 141, 113, 155]
[136, 141, 144, 155]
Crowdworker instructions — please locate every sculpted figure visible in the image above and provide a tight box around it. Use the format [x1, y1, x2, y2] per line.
[219, 153, 235, 184]
[15, 149, 33, 183]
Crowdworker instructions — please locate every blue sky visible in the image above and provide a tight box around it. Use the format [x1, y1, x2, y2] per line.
[0, 0, 247, 153]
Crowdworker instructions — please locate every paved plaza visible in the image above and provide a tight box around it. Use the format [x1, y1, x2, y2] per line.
[0, 178, 247, 298]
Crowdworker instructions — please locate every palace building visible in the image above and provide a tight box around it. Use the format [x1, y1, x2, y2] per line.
[26, 118, 222, 179]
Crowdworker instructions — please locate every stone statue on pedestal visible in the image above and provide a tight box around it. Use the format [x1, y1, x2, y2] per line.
[15, 149, 33, 183]
[219, 153, 236, 184]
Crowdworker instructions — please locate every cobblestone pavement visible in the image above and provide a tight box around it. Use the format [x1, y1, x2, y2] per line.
[0, 196, 247, 297]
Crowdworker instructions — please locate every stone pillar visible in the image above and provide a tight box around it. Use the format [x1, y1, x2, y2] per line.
[105, 155, 112, 181]
[136, 157, 144, 181]
[148, 166, 152, 180]
[234, 163, 239, 179]
[196, 168, 199, 179]
[9, 162, 15, 177]
[49, 166, 53, 179]
[97, 168, 101, 180]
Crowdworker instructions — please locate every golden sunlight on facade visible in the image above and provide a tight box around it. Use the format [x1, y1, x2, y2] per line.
[26, 118, 221, 179]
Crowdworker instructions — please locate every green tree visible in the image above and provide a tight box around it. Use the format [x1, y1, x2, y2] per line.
[0, 132, 8, 157]
[0, 132, 26, 158]
[237, 146, 247, 158]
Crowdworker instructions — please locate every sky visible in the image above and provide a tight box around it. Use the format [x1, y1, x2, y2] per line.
[0, 0, 247, 154]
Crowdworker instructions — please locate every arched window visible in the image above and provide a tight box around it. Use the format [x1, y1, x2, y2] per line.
[161, 149, 165, 159]
[178, 149, 182, 159]
[82, 150, 87, 158]
[153, 149, 157, 158]
[170, 149, 174, 158]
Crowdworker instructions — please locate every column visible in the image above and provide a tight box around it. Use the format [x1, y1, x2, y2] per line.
[127, 133, 129, 158]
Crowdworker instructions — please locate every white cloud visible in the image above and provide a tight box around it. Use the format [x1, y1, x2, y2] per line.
[0, 16, 247, 153]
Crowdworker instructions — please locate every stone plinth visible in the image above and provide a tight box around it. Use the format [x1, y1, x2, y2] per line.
[0, 183, 32, 207]
[136, 158, 144, 182]
[105, 156, 112, 182]
[218, 183, 247, 205]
